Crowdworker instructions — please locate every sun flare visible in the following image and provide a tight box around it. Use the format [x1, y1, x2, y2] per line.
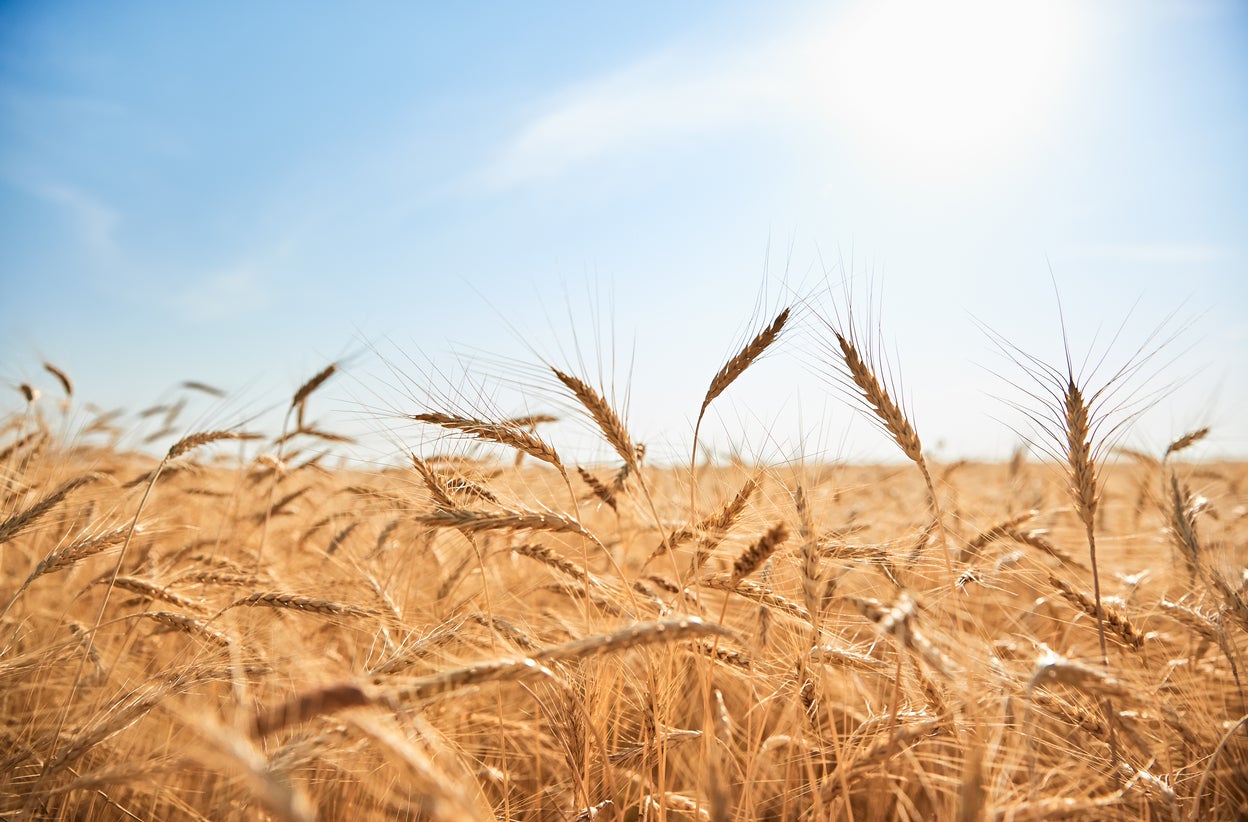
[820, 0, 1079, 185]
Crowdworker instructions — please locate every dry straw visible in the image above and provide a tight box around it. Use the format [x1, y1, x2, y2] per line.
[253, 617, 734, 737]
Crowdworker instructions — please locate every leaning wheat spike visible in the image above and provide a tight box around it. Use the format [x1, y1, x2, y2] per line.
[729, 522, 789, 585]
[1048, 574, 1146, 651]
[167, 430, 261, 461]
[469, 613, 542, 652]
[691, 308, 790, 500]
[325, 520, 360, 555]
[411, 454, 456, 509]
[700, 575, 812, 624]
[180, 380, 226, 397]
[690, 639, 752, 669]
[0, 472, 103, 546]
[254, 618, 734, 736]
[647, 474, 758, 565]
[698, 308, 790, 422]
[1158, 599, 1220, 644]
[225, 592, 379, 619]
[809, 644, 888, 672]
[831, 327, 924, 466]
[411, 412, 565, 476]
[138, 611, 233, 647]
[823, 317, 950, 573]
[1163, 426, 1210, 461]
[962, 509, 1040, 562]
[18, 525, 131, 592]
[551, 368, 637, 469]
[1027, 646, 1133, 701]
[172, 570, 259, 588]
[1003, 527, 1087, 570]
[97, 576, 206, 613]
[43, 362, 73, 397]
[1167, 472, 1202, 582]
[852, 591, 959, 678]
[513, 543, 596, 589]
[418, 507, 603, 550]
[577, 466, 618, 512]
[291, 362, 337, 413]
[443, 474, 500, 505]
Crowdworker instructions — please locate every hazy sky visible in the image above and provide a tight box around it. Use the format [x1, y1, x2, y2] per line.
[2, 1, 1245, 465]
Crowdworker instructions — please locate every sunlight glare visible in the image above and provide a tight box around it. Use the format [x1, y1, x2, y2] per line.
[821, 0, 1078, 186]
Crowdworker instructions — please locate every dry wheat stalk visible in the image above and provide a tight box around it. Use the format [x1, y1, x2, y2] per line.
[0, 472, 103, 545]
[468, 613, 541, 652]
[962, 509, 1040, 562]
[698, 308, 791, 422]
[325, 520, 360, 555]
[700, 575, 812, 624]
[729, 522, 789, 585]
[96, 576, 206, 613]
[43, 363, 73, 397]
[180, 380, 225, 397]
[551, 368, 638, 469]
[691, 307, 790, 505]
[1027, 646, 1134, 701]
[167, 430, 261, 461]
[1157, 599, 1220, 644]
[172, 569, 259, 588]
[411, 454, 457, 509]
[577, 466, 617, 512]
[512, 542, 604, 591]
[1167, 472, 1202, 582]
[852, 592, 959, 678]
[828, 326, 925, 468]
[419, 506, 603, 550]
[1002, 527, 1087, 570]
[224, 592, 379, 619]
[1048, 574, 1146, 651]
[255, 618, 733, 736]
[411, 412, 564, 476]
[647, 474, 758, 567]
[13, 525, 131, 594]
[1163, 426, 1210, 461]
[810, 644, 888, 672]
[290, 362, 337, 427]
[138, 611, 233, 646]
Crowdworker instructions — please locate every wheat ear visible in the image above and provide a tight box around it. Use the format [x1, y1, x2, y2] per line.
[690, 307, 790, 512]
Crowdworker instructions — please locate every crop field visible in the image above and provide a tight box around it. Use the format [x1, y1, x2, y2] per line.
[1, 308, 1245, 821]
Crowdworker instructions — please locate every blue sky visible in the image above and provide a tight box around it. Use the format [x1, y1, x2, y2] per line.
[2, 1, 1245, 464]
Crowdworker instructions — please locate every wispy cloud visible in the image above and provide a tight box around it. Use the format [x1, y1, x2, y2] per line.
[476, 18, 814, 189]
[475, 1, 1085, 191]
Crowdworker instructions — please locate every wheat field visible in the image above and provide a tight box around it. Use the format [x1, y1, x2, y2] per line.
[2, 307, 1245, 821]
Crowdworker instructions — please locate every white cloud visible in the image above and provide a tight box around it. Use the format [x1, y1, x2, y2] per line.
[476, 0, 1086, 191]
[476, 24, 801, 189]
